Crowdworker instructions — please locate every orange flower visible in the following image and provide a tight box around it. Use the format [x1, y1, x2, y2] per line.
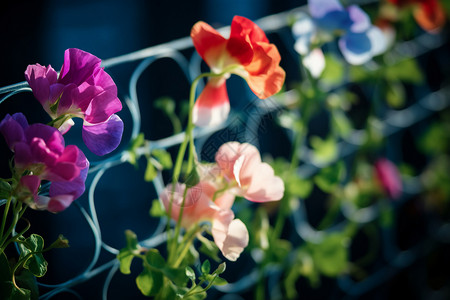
[191, 16, 285, 126]
[387, 0, 446, 33]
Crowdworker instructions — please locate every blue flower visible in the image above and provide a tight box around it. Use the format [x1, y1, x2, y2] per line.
[293, 0, 387, 66]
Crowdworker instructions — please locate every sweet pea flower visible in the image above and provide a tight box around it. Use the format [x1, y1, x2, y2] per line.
[387, 0, 446, 33]
[215, 142, 284, 202]
[191, 16, 285, 127]
[374, 158, 402, 199]
[160, 182, 249, 261]
[0, 113, 89, 212]
[25, 48, 124, 156]
[294, 0, 387, 66]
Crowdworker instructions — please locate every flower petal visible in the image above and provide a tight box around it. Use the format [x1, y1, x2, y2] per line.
[82, 114, 124, 156]
[302, 48, 326, 78]
[212, 216, 249, 261]
[347, 5, 371, 33]
[59, 48, 102, 86]
[245, 162, 285, 202]
[338, 32, 372, 65]
[0, 113, 27, 150]
[191, 21, 228, 68]
[24, 64, 58, 105]
[84, 91, 123, 124]
[309, 0, 344, 19]
[193, 78, 230, 127]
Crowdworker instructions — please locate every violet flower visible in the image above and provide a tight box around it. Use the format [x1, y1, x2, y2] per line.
[25, 48, 124, 156]
[0, 113, 89, 212]
[293, 0, 387, 66]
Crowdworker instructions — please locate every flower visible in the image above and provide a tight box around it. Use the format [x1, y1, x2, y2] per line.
[191, 16, 285, 127]
[0, 113, 89, 212]
[215, 142, 284, 202]
[374, 158, 402, 199]
[25, 48, 124, 156]
[387, 0, 446, 33]
[294, 0, 387, 66]
[160, 182, 249, 261]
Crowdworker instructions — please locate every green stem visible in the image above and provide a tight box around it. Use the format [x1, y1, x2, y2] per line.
[0, 195, 12, 245]
[0, 202, 26, 251]
[173, 225, 201, 268]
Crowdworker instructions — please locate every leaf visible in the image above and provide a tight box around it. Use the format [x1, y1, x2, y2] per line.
[201, 260, 210, 275]
[287, 175, 313, 199]
[0, 180, 11, 200]
[151, 149, 173, 170]
[1, 282, 31, 300]
[15, 269, 39, 300]
[310, 135, 338, 166]
[308, 233, 348, 277]
[127, 133, 145, 166]
[47, 235, 69, 249]
[162, 267, 188, 286]
[314, 161, 346, 193]
[385, 58, 423, 84]
[154, 97, 176, 115]
[144, 158, 158, 182]
[321, 54, 344, 85]
[385, 81, 405, 108]
[136, 268, 163, 297]
[150, 199, 166, 218]
[18, 234, 47, 277]
[117, 230, 140, 274]
[185, 266, 196, 281]
[198, 237, 220, 262]
[331, 109, 352, 138]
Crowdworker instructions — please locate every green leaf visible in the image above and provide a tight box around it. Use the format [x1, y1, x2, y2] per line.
[314, 161, 346, 193]
[18, 234, 47, 277]
[152, 149, 173, 170]
[47, 235, 69, 249]
[201, 260, 210, 275]
[310, 135, 338, 166]
[117, 230, 140, 274]
[144, 158, 158, 182]
[184, 167, 200, 188]
[1, 282, 31, 300]
[198, 237, 220, 262]
[385, 81, 405, 108]
[385, 58, 423, 84]
[321, 54, 344, 85]
[145, 249, 166, 269]
[213, 262, 226, 275]
[154, 97, 176, 115]
[150, 199, 166, 218]
[308, 233, 349, 277]
[15, 269, 39, 300]
[136, 268, 163, 296]
[331, 109, 352, 138]
[185, 266, 196, 281]
[162, 267, 188, 286]
[287, 175, 313, 199]
[127, 133, 145, 166]
[0, 180, 12, 200]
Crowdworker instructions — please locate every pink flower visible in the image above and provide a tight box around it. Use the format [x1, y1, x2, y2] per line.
[215, 142, 284, 202]
[374, 158, 402, 199]
[191, 16, 285, 127]
[25, 48, 123, 156]
[0, 113, 89, 212]
[160, 182, 249, 261]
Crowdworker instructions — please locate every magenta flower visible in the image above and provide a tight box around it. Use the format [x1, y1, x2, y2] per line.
[161, 182, 249, 261]
[24, 48, 124, 156]
[0, 113, 89, 212]
[215, 142, 284, 202]
[374, 158, 402, 199]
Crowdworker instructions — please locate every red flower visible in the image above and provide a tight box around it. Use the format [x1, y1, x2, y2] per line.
[387, 0, 446, 32]
[191, 16, 285, 126]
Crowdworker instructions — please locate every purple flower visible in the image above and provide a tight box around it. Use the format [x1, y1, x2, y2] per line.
[25, 48, 124, 156]
[0, 113, 89, 212]
[293, 0, 386, 65]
